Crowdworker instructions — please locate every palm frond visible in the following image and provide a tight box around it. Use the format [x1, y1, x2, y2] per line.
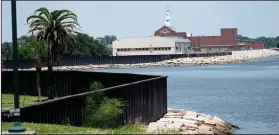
[35, 7, 50, 22]
[35, 7, 50, 15]
[27, 15, 49, 25]
[57, 14, 78, 23]
[28, 27, 44, 34]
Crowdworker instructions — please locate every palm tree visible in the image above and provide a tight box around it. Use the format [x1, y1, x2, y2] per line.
[27, 7, 80, 99]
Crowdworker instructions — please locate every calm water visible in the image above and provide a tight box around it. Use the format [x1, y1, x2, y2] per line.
[89, 56, 279, 133]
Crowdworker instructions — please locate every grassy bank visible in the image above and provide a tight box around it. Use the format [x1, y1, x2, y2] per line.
[1, 94, 47, 109]
[1, 122, 180, 134]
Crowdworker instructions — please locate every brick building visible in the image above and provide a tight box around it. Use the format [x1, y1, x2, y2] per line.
[154, 6, 264, 53]
[250, 41, 265, 49]
[154, 26, 252, 53]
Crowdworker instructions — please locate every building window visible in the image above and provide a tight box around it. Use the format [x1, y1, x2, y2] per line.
[117, 47, 175, 52]
[175, 43, 182, 52]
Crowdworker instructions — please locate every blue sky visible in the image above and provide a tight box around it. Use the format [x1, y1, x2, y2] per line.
[2, 1, 279, 42]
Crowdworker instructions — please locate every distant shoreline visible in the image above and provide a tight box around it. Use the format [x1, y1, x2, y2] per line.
[2, 49, 279, 72]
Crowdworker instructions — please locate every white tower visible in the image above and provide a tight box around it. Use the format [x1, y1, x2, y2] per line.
[165, 5, 171, 27]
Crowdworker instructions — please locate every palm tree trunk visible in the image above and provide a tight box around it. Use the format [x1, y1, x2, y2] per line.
[35, 58, 42, 102]
[47, 56, 54, 99]
[47, 46, 54, 100]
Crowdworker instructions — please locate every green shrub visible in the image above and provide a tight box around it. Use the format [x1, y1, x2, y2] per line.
[89, 81, 104, 91]
[86, 97, 126, 128]
[84, 81, 126, 128]
[88, 81, 105, 110]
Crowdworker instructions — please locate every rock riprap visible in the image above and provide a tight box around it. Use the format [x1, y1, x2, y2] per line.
[148, 108, 239, 134]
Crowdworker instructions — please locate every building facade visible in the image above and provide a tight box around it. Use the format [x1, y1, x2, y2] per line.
[188, 28, 247, 53]
[155, 26, 248, 53]
[112, 36, 191, 56]
[153, 6, 265, 53]
[250, 41, 265, 49]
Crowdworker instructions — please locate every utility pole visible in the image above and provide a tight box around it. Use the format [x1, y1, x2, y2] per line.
[8, 0, 26, 132]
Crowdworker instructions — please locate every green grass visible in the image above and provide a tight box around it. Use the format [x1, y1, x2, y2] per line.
[1, 122, 146, 134]
[1, 94, 47, 109]
[1, 122, 181, 134]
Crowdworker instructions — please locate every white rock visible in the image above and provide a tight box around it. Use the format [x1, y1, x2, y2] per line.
[165, 121, 185, 130]
[147, 108, 239, 134]
[147, 122, 167, 132]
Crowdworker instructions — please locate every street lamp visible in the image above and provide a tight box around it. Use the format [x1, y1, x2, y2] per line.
[8, 0, 26, 132]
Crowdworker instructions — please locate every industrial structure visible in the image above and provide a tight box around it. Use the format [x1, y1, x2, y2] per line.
[113, 5, 265, 56]
[112, 36, 191, 56]
[154, 6, 265, 53]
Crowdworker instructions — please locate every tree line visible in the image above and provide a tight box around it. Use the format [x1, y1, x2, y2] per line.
[1, 34, 116, 60]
